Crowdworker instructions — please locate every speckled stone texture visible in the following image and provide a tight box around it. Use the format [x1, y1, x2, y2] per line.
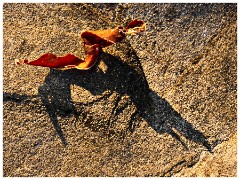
[3, 3, 236, 177]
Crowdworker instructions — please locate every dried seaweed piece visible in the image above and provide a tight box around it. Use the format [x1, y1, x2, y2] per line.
[15, 19, 146, 70]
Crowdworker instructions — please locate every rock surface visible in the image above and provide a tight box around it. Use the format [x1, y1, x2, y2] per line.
[3, 3, 236, 177]
[174, 133, 237, 177]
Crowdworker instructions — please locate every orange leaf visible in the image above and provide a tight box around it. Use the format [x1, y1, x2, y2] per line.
[15, 19, 146, 70]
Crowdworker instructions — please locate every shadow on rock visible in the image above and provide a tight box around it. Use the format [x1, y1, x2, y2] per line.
[5, 43, 212, 151]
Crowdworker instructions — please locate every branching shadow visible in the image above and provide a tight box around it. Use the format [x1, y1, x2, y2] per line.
[5, 43, 212, 151]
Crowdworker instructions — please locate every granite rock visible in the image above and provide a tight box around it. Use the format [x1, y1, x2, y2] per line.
[3, 3, 236, 177]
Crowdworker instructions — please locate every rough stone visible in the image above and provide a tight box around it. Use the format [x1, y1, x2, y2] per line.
[174, 133, 237, 177]
[3, 3, 236, 177]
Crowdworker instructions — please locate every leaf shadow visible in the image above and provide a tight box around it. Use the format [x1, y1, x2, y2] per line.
[4, 43, 212, 151]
